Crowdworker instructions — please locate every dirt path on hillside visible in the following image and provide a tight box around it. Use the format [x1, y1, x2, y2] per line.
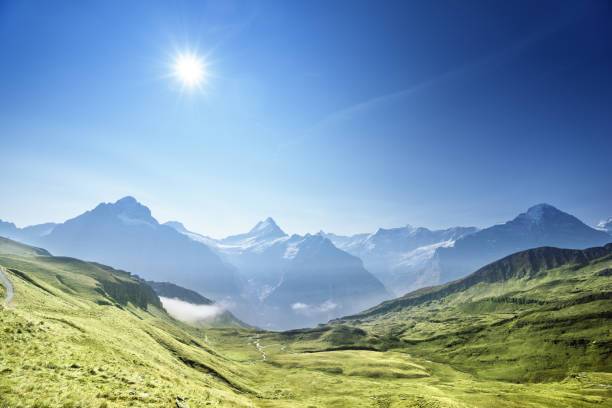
[0, 266, 14, 307]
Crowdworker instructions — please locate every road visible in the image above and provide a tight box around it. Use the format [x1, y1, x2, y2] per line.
[0, 266, 14, 307]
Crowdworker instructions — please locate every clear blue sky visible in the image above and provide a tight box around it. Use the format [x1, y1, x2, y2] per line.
[1, 0, 611, 237]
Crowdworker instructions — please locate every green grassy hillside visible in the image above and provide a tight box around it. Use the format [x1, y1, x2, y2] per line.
[327, 245, 612, 382]
[1, 237, 611, 407]
[0, 237, 255, 407]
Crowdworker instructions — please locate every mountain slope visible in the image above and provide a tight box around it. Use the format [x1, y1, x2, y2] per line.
[324, 225, 477, 296]
[34, 197, 239, 300]
[329, 243, 612, 382]
[264, 234, 389, 328]
[0, 237, 254, 407]
[435, 203, 612, 283]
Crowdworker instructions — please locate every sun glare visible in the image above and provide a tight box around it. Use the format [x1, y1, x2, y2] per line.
[173, 52, 206, 88]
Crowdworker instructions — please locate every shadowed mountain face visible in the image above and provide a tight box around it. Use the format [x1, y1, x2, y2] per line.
[34, 197, 239, 300]
[169, 218, 390, 330]
[263, 234, 389, 328]
[435, 204, 612, 283]
[146, 281, 214, 305]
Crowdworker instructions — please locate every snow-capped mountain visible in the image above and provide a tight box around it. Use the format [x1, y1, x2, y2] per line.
[596, 218, 612, 235]
[32, 197, 240, 300]
[322, 225, 477, 296]
[435, 203, 612, 283]
[219, 217, 287, 249]
[4, 198, 608, 330]
[168, 218, 390, 330]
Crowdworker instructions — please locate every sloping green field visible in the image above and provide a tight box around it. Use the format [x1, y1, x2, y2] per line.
[1, 237, 611, 407]
[0, 238, 254, 407]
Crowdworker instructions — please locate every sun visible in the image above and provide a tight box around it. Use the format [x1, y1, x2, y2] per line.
[172, 52, 207, 88]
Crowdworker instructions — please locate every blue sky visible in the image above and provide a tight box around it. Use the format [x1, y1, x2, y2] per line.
[1, 0, 611, 237]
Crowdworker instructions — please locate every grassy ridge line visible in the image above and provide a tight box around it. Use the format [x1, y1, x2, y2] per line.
[339, 244, 612, 321]
[316, 244, 612, 383]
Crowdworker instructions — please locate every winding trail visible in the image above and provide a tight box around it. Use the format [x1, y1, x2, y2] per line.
[0, 266, 14, 307]
[250, 337, 298, 361]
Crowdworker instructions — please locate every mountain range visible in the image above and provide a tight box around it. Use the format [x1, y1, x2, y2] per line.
[325, 203, 611, 296]
[0, 198, 390, 330]
[322, 225, 478, 296]
[166, 217, 390, 329]
[435, 203, 612, 283]
[1, 198, 610, 329]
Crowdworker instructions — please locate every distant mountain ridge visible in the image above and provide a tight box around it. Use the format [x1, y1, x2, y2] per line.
[322, 225, 478, 296]
[0, 219, 57, 243]
[435, 203, 612, 283]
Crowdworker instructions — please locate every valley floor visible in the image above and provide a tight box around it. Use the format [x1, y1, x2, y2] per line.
[205, 328, 612, 408]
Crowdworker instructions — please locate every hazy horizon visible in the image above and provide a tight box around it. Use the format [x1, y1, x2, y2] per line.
[0, 194, 609, 240]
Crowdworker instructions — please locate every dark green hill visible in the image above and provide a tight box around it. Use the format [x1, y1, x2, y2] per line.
[146, 280, 249, 328]
[147, 280, 214, 305]
[345, 244, 612, 320]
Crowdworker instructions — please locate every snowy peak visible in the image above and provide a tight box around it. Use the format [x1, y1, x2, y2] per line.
[86, 196, 157, 227]
[248, 217, 285, 238]
[111, 196, 154, 220]
[510, 203, 600, 233]
[436, 203, 612, 284]
[517, 203, 563, 224]
[597, 217, 612, 234]
[221, 217, 287, 247]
